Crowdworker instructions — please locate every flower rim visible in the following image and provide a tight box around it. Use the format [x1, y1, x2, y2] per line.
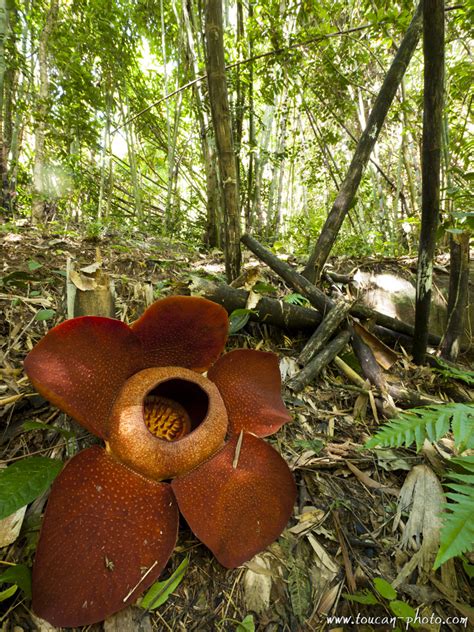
[107, 367, 229, 480]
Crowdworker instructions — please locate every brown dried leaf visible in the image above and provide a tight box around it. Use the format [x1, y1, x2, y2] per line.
[243, 555, 274, 614]
[69, 269, 97, 291]
[0, 506, 27, 548]
[396, 465, 445, 574]
[353, 321, 398, 370]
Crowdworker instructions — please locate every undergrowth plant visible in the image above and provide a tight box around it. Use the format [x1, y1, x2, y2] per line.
[365, 402, 474, 568]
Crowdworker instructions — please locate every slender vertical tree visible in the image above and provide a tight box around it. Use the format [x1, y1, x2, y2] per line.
[205, 0, 241, 281]
[31, 0, 58, 224]
[302, 2, 423, 283]
[413, 0, 445, 364]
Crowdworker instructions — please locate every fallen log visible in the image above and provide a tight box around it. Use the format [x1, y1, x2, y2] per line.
[287, 330, 352, 392]
[190, 277, 432, 351]
[297, 299, 353, 365]
[351, 330, 443, 410]
[241, 233, 442, 346]
[189, 277, 322, 330]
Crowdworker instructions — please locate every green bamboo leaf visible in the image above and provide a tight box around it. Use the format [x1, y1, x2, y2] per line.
[343, 589, 379, 605]
[140, 557, 188, 610]
[373, 577, 397, 600]
[236, 614, 255, 632]
[22, 420, 75, 440]
[0, 584, 17, 602]
[252, 281, 277, 294]
[228, 308, 256, 334]
[0, 457, 63, 520]
[35, 309, 56, 321]
[0, 565, 32, 598]
[389, 599, 418, 624]
[27, 260, 42, 271]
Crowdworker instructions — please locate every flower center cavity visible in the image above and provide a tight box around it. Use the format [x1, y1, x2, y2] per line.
[144, 395, 191, 441]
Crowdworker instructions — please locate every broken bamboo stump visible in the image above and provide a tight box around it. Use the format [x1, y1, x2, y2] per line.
[297, 299, 353, 365]
[66, 259, 115, 318]
[241, 233, 442, 346]
[286, 330, 352, 392]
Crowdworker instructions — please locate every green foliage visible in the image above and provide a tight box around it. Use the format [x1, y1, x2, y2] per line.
[364, 403, 474, 452]
[432, 358, 474, 385]
[434, 458, 474, 569]
[252, 281, 277, 294]
[35, 309, 56, 322]
[288, 561, 312, 619]
[344, 577, 420, 629]
[365, 407, 474, 568]
[140, 557, 188, 610]
[228, 308, 257, 334]
[0, 564, 32, 600]
[0, 457, 63, 520]
[283, 293, 310, 306]
[235, 615, 255, 632]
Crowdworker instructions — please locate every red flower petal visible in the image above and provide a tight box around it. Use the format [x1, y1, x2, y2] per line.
[172, 433, 296, 568]
[24, 317, 142, 438]
[207, 349, 291, 437]
[32, 447, 178, 627]
[131, 296, 228, 372]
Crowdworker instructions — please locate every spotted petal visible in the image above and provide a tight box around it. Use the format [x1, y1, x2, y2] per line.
[32, 447, 178, 627]
[131, 296, 228, 372]
[24, 317, 142, 438]
[172, 433, 296, 568]
[207, 349, 291, 437]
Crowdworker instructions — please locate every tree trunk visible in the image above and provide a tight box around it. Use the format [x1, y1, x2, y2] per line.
[205, 0, 241, 281]
[303, 2, 423, 283]
[31, 0, 58, 224]
[0, 0, 10, 214]
[182, 0, 221, 247]
[244, 0, 255, 232]
[439, 231, 469, 362]
[252, 104, 274, 235]
[413, 0, 445, 364]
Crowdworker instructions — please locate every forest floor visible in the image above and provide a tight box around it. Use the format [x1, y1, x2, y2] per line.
[1, 226, 473, 632]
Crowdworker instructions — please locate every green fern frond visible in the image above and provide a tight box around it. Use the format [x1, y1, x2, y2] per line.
[432, 358, 474, 385]
[433, 478, 474, 569]
[365, 403, 474, 452]
[450, 456, 474, 474]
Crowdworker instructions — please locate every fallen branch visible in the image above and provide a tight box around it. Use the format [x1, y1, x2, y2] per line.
[351, 331, 443, 411]
[286, 330, 352, 392]
[189, 276, 322, 330]
[241, 233, 442, 346]
[298, 299, 353, 365]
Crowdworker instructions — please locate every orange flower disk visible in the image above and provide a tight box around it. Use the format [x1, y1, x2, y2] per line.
[24, 296, 296, 626]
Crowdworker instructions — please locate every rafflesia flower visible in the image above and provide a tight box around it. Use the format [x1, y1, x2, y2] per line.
[24, 296, 296, 627]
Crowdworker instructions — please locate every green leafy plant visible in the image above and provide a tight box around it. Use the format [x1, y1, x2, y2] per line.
[283, 293, 310, 307]
[0, 457, 63, 520]
[431, 358, 474, 385]
[140, 557, 189, 611]
[365, 404, 474, 568]
[344, 577, 419, 630]
[0, 564, 32, 602]
[235, 614, 255, 632]
[228, 308, 257, 334]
